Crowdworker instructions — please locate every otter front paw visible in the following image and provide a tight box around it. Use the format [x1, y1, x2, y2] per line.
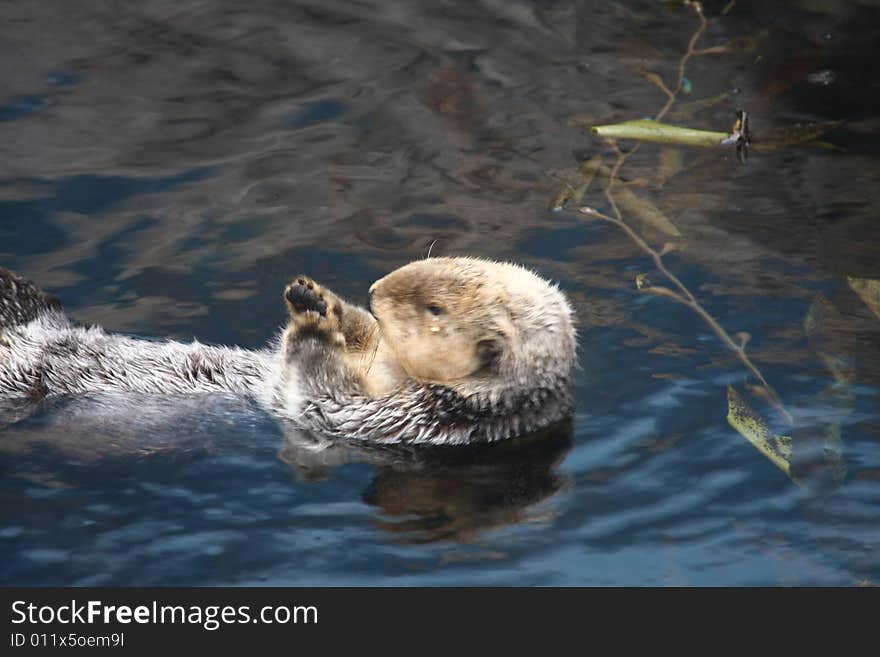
[288, 310, 346, 349]
[284, 278, 345, 348]
[284, 276, 342, 319]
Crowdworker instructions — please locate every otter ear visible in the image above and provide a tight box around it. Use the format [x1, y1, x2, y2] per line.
[477, 338, 502, 369]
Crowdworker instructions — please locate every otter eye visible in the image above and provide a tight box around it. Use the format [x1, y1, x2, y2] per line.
[426, 304, 444, 316]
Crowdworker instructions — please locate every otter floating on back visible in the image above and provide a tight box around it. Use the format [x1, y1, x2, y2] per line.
[0, 259, 576, 446]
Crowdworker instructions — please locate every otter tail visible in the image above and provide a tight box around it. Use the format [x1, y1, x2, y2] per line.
[0, 268, 64, 329]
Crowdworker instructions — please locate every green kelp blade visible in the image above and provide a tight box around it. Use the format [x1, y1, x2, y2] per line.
[726, 386, 797, 483]
[847, 277, 880, 322]
[592, 120, 728, 147]
[655, 147, 685, 186]
[804, 294, 858, 385]
[803, 294, 856, 487]
[592, 118, 842, 151]
[615, 186, 682, 237]
[562, 156, 682, 236]
[549, 155, 605, 210]
[752, 120, 844, 150]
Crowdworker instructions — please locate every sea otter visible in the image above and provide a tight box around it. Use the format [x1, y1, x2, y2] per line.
[0, 258, 576, 445]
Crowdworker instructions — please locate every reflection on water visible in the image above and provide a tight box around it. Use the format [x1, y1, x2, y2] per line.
[362, 426, 572, 544]
[2, 0, 880, 585]
[277, 422, 573, 544]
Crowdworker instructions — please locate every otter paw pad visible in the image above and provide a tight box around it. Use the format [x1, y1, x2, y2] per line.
[285, 276, 341, 318]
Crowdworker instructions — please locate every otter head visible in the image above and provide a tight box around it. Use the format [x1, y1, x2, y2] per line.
[368, 257, 576, 397]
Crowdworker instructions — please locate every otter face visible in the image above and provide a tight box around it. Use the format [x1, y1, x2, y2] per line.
[368, 259, 512, 385]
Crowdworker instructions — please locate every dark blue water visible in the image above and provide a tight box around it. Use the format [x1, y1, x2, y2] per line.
[1, 0, 879, 585]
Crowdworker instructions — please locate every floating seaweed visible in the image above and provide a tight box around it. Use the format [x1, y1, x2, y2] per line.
[555, 0, 839, 480]
[591, 116, 841, 152]
[726, 386, 795, 482]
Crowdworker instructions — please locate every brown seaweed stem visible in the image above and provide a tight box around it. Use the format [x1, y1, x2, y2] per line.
[602, 1, 708, 213]
[585, 1, 794, 427]
[578, 206, 793, 426]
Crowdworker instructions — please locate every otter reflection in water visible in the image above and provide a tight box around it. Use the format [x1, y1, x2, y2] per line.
[363, 423, 573, 543]
[0, 258, 576, 446]
[280, 420, 574, 543]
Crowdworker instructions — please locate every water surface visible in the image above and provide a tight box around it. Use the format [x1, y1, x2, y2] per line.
[1, 0, 879, 585]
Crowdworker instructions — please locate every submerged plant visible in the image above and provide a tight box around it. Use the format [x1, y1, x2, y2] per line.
[552, 1, 847, 484]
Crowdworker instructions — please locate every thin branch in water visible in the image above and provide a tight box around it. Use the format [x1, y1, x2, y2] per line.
[643, 71, 675, 100]
[579, 206, 794, 426]
[571, 2, 793, 427]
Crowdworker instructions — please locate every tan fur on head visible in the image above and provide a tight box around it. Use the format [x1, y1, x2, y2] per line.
[368, 257, 575, 393]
